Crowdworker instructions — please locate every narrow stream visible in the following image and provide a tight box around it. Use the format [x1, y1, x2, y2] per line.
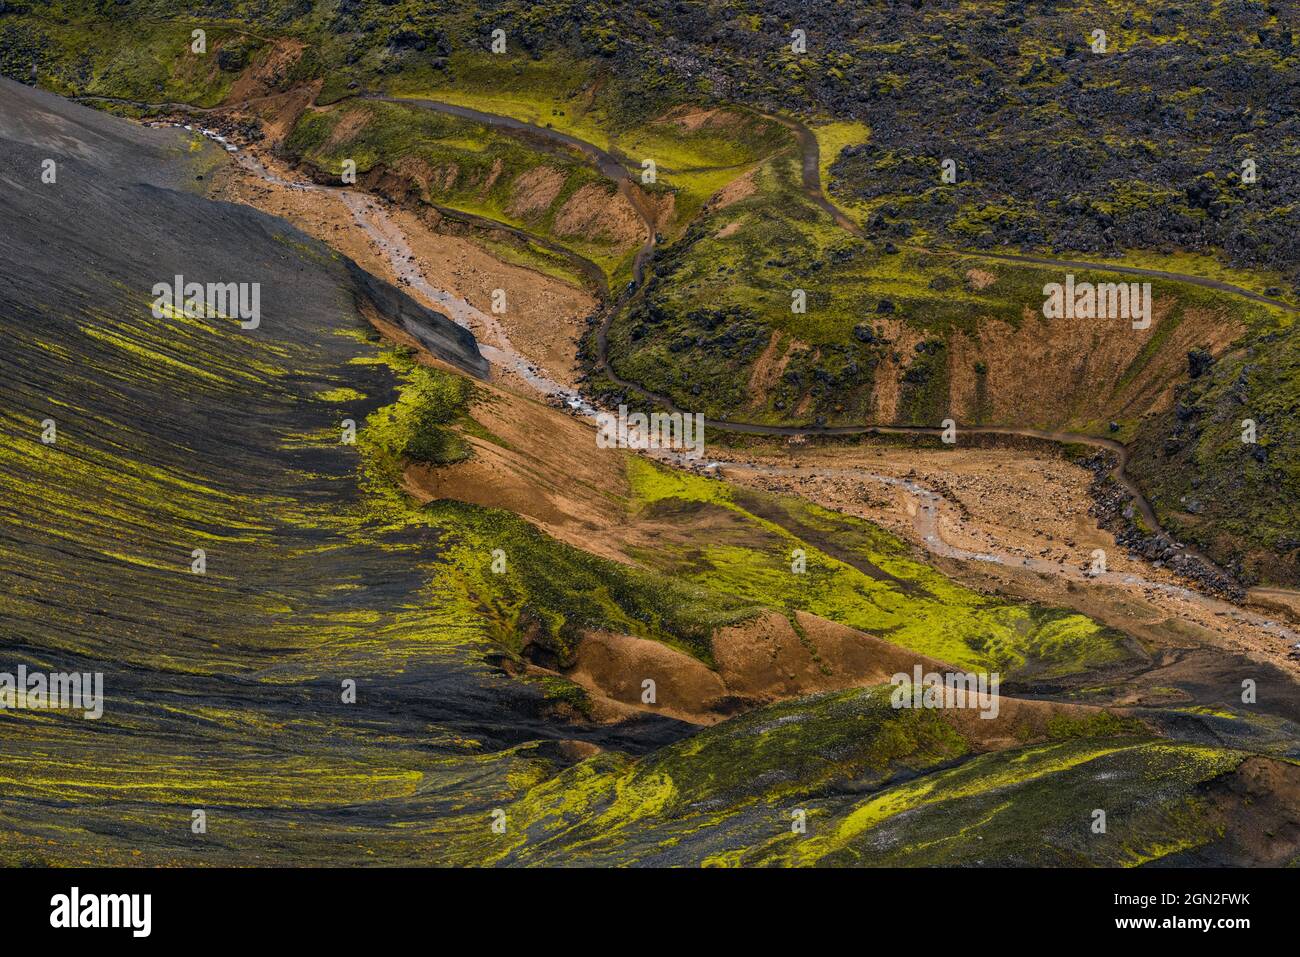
[728, 462, 1300, 644]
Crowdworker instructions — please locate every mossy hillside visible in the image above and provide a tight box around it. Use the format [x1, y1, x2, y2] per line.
[6, 11, 780, 284]
[0, 82, 703, 865]
[0, 76, 718, 865]
[541, 736, 1251, 867]
[383, 51, 629, 152]
[355, 347, 475, 480]
[413, 501, 768, 668]
[758, 738, 1249, 867]
[438, 686, 981, 865]
[2, 3, 635, 118]
[432, 685, 1235, 867]
[606, 142, 1266, 429]
[472, 229, 595, 290]
[354, 359, 1126, 680]
[0, 282, 528, 687]
[0, 13, 266, 106]
[13, 2, 1300, 289]
[603, 148, 1029, 423]
[353, 353, 762, 666]
[384, 50, 780, 157]
[1129, 314, 1300, 585]
[625, 458, 1129, 678]
[4, 6, 790, 246]
[612, 105, 792, 237]
[284, 99, 639, 286]
[0, 699, 569, 866]
[816, 6, 1300, 285]
[385, 51, 793, 237]
[605, 153, 877, 422]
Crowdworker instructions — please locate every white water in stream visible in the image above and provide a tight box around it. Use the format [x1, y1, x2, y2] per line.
[226, 145, 598, 414]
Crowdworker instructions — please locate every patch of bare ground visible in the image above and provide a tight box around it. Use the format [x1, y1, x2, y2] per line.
[225, 38, 305, 104]
[645, 189, 677, 234]
[481, 157, 504, 194]
[706, 168, 757, 212]
[715, 441, 1300, 681]
[401, 384, 764, 569]
[944, 300, 1244, 427]
[565, 630, 731, 724]
[506, 166, 566, 217]
[321, 106, 373, 152]
[658, 105, 740, 132]
[554, 182, 646, 245]
[566, 610, 1114, 731]
[869, 318, 928, 421]
[744, 331, 791, 409]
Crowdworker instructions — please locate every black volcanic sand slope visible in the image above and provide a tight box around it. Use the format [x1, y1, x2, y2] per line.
[0, 80, 684, 865]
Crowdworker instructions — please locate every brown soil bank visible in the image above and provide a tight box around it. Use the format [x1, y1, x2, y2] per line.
[564, 609, 1113, 735]
[940, 298, 1242, 430]
[565, 610, 959, 724]
[403, 382, 633, 564]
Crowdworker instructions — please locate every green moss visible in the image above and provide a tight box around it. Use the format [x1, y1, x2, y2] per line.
[426, 682, 1255, 866]
[358, 350, 473, 482]
[532, 675, 594, 718]
[286, 98, 641, 286]
[625, 458, 1129, 677]
[1046, 711, 1147, 740]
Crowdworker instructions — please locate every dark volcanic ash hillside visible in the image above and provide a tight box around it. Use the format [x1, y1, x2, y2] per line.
[0, 78, 685, 864]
